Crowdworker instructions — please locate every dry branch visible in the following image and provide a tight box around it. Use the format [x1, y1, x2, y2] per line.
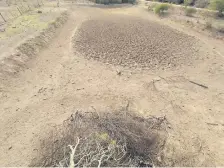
[0, 13, 6, 22]
[189, 80, 208, 89]
[32, 111, 168, 167]
[17, 7, 22, 15]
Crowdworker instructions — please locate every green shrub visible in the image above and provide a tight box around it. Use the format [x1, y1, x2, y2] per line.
[154, 3, 170, 15]
[210, 0, 224, 17]
[185, 7, 197, 16]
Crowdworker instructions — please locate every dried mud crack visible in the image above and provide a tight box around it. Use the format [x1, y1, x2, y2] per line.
[74, 15, 203, 69]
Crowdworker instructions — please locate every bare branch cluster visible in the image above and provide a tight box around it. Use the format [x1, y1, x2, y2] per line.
[31, 111, 169, 167]
[57, 134, 136, 167]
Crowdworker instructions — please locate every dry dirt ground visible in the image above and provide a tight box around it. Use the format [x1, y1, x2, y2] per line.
[145, 1, 224, 40]
[0, 2, 224, 166]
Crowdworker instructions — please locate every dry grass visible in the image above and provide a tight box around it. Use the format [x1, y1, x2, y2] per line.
[0, 11, 68, 76]
[30, 111, 169, 167]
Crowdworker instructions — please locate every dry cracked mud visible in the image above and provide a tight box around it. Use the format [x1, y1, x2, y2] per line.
[74, 15, 203, 70]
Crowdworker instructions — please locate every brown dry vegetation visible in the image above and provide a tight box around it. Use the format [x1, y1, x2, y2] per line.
[31, 111, 169, 167]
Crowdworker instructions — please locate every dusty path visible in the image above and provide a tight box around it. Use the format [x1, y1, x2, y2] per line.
[0, 4, 224, 166]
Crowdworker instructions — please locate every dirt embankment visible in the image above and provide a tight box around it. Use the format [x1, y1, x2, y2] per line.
[0, 11, 68, 77]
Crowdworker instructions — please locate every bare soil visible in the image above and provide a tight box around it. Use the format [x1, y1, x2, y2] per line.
[145, 1, 224, 40]
[0, 2, 224, 167]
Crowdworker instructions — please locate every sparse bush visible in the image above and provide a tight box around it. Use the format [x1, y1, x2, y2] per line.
[195, 0, 209, 8]
[210, 0, 224, 17]
[185, 7, 197, 16]
[184, 0, 194, 6]
[154, 3, 170, 15]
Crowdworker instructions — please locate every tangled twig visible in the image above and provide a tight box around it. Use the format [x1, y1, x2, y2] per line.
[33, 111, 168, 167]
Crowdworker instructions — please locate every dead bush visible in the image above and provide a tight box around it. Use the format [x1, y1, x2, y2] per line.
[195, 0, 209, 8]
[154, 3, 170, 15]
[30, 111, 169, 167]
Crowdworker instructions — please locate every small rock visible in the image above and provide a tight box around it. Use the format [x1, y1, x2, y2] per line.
[77, 88, 84, 91]
[8, 146, 12, 150]
[116, 69, 121, 75]
[37, 10, 42, 13]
